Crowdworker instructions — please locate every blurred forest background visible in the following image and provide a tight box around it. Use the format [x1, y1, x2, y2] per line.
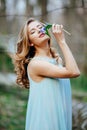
[0, 0, 87, 130]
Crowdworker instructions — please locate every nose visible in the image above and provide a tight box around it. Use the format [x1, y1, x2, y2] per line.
[37, 28, 41, 33]
[36, 27, 45, 33]
[40, 27, 45, 33]
[38, 30, 41, 33]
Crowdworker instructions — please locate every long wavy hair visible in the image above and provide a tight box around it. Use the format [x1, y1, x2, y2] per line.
[11, 17, 61, 89]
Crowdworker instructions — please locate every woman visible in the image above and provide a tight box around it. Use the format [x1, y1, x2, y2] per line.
[12, 17, 80, 130]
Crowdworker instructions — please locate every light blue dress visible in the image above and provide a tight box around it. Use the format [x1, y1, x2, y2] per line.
[25, 56, 72, 130]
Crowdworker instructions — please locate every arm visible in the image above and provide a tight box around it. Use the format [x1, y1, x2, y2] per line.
[28, 59, 80, 79]
[52, 24, 80, 76]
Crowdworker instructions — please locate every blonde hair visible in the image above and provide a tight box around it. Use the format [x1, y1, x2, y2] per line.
[11, 17, 60, 89]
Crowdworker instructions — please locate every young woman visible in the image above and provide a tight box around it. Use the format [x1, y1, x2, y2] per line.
[12, 17, 80, 130]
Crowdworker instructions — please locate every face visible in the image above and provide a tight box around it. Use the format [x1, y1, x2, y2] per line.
[28, 21, 50, 47]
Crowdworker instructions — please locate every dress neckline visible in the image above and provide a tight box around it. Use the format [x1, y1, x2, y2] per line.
[33, 56, 55, 59]
[33, 56, 55, 60]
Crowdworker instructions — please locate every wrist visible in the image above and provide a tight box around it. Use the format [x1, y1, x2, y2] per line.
[57, 40, 66, 45]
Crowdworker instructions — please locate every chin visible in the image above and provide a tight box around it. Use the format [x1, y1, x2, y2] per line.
[41, 37, 50, 43]
[44, 35, 50, 40]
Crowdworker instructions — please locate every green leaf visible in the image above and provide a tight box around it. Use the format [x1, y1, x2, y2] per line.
[45, 24, 52, 36]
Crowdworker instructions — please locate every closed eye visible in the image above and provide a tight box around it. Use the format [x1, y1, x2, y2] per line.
[31, 31, 35, 34]
[39, 26, 43, 29]
[30, 29, 36, 34]
[30, 24, 44, 34]
[37, 24, 44, 29]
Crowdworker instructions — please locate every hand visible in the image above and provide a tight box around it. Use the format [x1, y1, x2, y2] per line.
[52, 24, 66, 44]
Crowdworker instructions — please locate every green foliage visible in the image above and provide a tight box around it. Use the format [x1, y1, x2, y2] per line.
[45, 24, 52, 36]
[71, 74, 87, 102]
[0, 84, 29, 130]
[71, 74, 87, 92]
[0, 47, 14, 72]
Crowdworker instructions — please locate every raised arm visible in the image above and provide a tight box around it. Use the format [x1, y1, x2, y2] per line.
[52, 24, 80, 76]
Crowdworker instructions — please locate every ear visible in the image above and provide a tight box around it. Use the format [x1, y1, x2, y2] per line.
[30, 43, 34, 46]
[29, 39, 34, 46]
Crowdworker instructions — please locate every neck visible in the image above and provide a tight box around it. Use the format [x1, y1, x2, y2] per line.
[35, 43, 52, 58]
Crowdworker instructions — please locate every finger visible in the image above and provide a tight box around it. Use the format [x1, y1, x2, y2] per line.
[59, 24, 64, 33]
[56, 24, 61, 33]
[52, 24, 63, 33]
[52, 23, 56, 33]
[56, 24, 60, 33]
[55, 24, 59, 32]
[61, 24, 63, 29]
[53, 24, 59, 33]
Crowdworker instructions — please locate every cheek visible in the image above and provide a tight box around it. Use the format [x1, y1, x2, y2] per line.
[29, 35, 36, 42]
[29, 35, 40, 44]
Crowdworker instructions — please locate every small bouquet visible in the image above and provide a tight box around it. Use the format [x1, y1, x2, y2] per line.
[40, 23, 71, 36]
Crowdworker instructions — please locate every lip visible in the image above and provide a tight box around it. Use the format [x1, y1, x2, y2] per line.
[39, 33, 45, 38]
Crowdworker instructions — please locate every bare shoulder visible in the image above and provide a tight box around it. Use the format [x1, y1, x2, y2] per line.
[27, 58, 55, 81]
[28, 58, 49, 71]
[27, 59, 47, 82]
